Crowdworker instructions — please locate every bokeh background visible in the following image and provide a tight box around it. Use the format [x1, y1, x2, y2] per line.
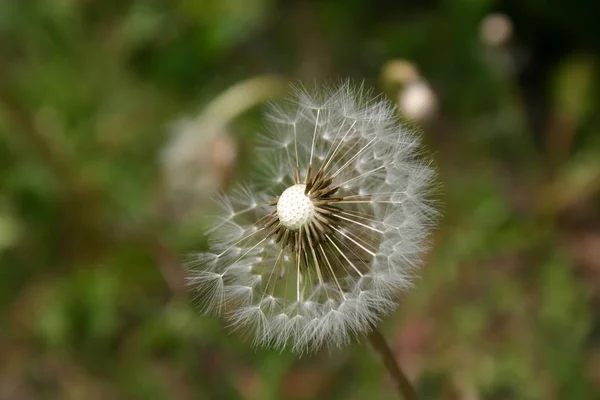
[2, 1, 600, 399]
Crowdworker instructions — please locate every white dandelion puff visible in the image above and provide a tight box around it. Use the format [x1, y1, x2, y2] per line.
[186, 82, 437, 354]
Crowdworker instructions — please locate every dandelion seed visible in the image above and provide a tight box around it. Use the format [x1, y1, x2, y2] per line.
[186, 82, 437, 354]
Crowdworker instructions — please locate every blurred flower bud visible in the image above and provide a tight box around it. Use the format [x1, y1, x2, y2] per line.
[381, 59, 420, 85]
[161, 119, 238, 217]
[381, 59, 438, 122]
[160, 76, 284, 217]
[479, 13, 513, 47]
[398, 79, 438, 122]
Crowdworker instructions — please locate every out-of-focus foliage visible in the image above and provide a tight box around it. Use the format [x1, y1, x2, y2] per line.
[1, 1, 600, 399]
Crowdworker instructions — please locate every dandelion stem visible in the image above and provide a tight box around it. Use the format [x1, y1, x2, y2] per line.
[367, 328, 417, 400]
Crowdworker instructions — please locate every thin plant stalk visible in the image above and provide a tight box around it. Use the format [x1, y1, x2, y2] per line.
[368, 328, 417, 400]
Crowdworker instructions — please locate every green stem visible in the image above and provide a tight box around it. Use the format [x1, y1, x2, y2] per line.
[367, 328, 418, 400]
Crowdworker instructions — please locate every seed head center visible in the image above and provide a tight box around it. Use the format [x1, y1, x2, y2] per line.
[276, 184, 314, 230]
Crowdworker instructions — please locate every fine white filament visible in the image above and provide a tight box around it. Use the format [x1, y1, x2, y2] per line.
[186, 82, 437, 354]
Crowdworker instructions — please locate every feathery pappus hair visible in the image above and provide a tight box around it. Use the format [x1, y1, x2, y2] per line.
[186, 82, 437, 354]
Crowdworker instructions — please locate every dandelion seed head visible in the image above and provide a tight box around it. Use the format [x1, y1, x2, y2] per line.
[276, 184, 315, 230]
[186, 81, 438, 354]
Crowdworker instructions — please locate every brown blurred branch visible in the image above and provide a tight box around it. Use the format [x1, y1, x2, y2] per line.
[0, 78, 91, 201]
[0, 73, 113, 262]
[0, 73, 187, 294]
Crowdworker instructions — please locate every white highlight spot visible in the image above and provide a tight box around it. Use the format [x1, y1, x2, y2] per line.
[398, 80, 437, 122]
[276, 184, 314, 230]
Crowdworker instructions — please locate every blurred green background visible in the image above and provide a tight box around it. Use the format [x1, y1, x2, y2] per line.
[2, 1, 600, 399]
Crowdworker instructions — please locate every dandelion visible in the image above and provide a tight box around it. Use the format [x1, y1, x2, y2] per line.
[186, 82, 437, 355]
